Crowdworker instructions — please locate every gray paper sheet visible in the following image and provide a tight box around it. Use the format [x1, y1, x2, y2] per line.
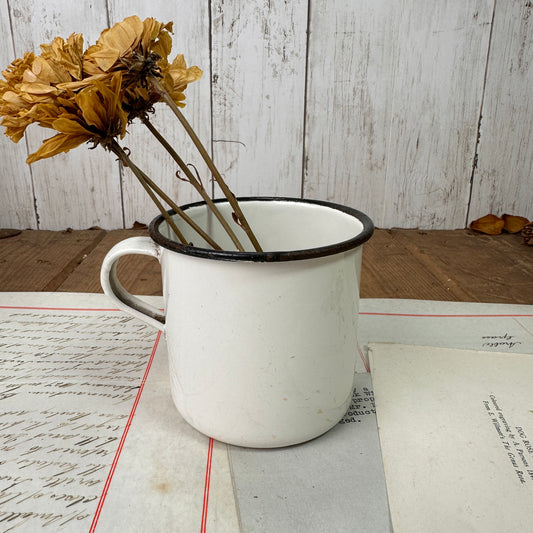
[229, 372, 391, 533]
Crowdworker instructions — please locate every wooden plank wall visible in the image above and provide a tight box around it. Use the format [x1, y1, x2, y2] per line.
[0, 0, 531, 231]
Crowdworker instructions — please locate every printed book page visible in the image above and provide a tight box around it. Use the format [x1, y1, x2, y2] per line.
[369, 343, 533, 533]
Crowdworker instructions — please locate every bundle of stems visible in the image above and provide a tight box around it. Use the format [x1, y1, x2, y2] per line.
[112, 77, 262, 253]
[0, 15, 263, 253]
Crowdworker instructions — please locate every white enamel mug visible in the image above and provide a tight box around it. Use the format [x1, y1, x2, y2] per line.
[100, 198, 373, 447]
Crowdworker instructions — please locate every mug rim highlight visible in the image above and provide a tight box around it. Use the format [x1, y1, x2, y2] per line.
[149, 196, 374, 263]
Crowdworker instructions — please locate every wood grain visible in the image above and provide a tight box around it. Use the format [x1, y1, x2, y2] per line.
[0, 1, 532, 231]
[57, 229, 163, 295]
[7, 0, 123, 231]
[2, 228, 530, 305]
[210, 0, 308, 197]
[0, 229, 105, 291]
[360, 229, 474, 301]
[469, 0, 533, 224]
[0, 0, 37, 229]
[304, 0, 401, 222]
[389, 229, 533, 305]
[360, 229, 533, 304]
[381, 0, 493, 229]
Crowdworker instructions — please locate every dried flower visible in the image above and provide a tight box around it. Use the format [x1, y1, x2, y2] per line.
[160, 54, 202, 109]
[81, 15, 201, 115]
[0, 16, 260, 251]
[0, 52, 39, 141]
[34, 33, 84, 83]
[27, 72, 127, 163]
[83, 15, 171, 75]
[0, 35, 85, 143]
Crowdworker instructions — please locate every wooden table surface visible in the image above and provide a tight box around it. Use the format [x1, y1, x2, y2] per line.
[0, 228, 531, 305]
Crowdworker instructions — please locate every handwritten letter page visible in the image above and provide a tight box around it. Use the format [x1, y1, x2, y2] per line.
[0, 293, 238, 532]
[0, 304, 158, 531]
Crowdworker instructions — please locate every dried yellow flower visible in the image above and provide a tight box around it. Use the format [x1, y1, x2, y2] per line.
[0, 16, 260, 251]
[1, 52, 35, 88]
[81, 15, 201, 113]
[1, 16, 201, 159]
[0, 52, 38, 141]
[39, 33, 84, 81]
[27, 73, 127, 163]
[121, 54, 202, 119]
[0, 35, 85, 143]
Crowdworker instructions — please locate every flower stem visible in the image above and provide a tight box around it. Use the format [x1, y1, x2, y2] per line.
[149, 75, 263, 252]
[134, 168, 223, 250]
[141, 116, 244, 252]
[110, 141, 222, 250]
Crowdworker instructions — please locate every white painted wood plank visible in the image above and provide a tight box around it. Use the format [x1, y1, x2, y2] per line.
[210, 0, 308, 197]
[2, 0, 530, 231]
[7, 0, 123, 230]
[382, 1, 493, 229]
[0, 0, 37, 229]
[108, 2, 212, 227]
[469, 0, 533, 224]
[303, 0, 401, 226]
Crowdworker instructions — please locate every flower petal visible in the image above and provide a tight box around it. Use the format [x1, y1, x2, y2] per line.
[26, 131, 91, 163]
[75, 89, 107, 131]
[86, 15, 144, 72]
[18, 82, 59, 95]
[52, 117, 92, 136]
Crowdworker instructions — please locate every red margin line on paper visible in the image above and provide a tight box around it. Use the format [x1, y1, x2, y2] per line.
[360, 312, 533, 318]
[89, 330, 162, 532]
[2, 304, 209, 530]
[200, 438, 214, 533]
[0, 305, 120, 312]
[358, 311, 533, 372]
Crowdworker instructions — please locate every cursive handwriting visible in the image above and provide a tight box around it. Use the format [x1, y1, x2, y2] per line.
[0, 307, 158, 530]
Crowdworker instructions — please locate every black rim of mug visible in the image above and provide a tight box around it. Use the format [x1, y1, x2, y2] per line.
[148, 197, 375, 262]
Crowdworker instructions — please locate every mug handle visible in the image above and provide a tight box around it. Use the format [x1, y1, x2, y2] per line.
[100, 236, 166, 331]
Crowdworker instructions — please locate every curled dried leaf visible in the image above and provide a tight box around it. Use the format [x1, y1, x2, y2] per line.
[132, 221, 148, 230]
[469, 214, 505, 235]
[502, 214, 530, 234]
